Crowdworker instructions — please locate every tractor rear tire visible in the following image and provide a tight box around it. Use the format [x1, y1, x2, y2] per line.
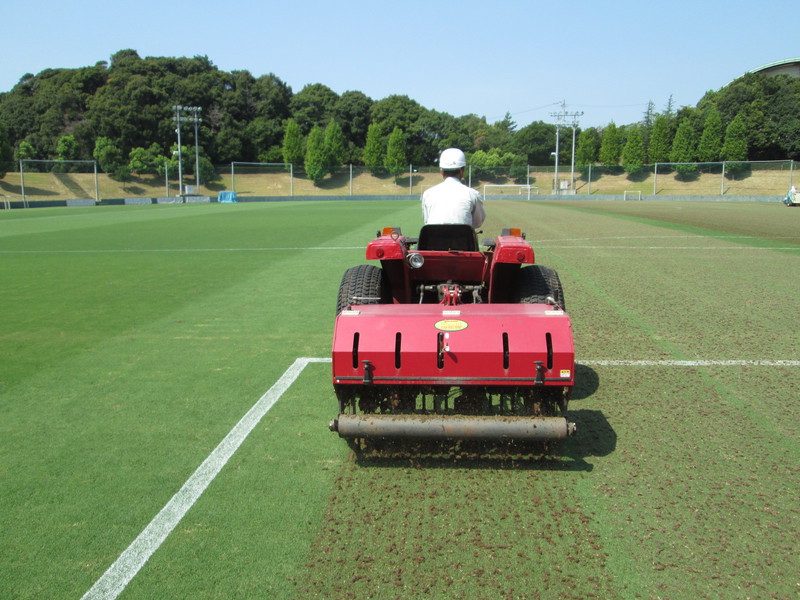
[515, 265, 566, 309]
[336, 264, 389, 315]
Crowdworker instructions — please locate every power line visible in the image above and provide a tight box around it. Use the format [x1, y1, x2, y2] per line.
[488, 101, 562, 123]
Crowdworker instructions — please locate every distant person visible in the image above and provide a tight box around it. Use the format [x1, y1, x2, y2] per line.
[422, 148, 485, 228]
[785, 185, 797, 206]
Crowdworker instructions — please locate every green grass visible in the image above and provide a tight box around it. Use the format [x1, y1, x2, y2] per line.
[1, 199, 798, 599]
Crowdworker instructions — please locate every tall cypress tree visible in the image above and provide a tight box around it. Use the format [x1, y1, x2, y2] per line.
[384, 127, 407, 178]
[648, 115, 672, 164]
[282, 118, 304, 165]
[323, 118, 347, 174]
[575, 128, 600, 165]
[598, 122, 621, 166]
[722, 114, 748, 177]
[622, 127, 645, 176]
[362, 122, 385, 175]
[670, 120, 696, 178]
[304, 125, 327, 185]
[696, 107, 723, 163]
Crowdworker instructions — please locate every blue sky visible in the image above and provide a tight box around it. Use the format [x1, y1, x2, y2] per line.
[2, 0, 797, 129]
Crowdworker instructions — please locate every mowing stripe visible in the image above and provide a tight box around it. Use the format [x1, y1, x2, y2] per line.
[79, 355, 793, 599]
[2, 246, 798, 255]
[80, 357, 332, 600]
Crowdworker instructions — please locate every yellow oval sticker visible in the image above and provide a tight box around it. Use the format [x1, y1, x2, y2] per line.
[434, 319, 468, 332]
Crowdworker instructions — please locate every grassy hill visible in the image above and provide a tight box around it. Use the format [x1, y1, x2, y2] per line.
[0, 163, 793, 202]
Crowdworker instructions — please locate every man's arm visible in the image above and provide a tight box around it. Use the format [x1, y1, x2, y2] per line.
[471, 193, 486, 228]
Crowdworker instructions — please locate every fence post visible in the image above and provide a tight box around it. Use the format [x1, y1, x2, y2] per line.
[653, 163, 658, 196]
[93, 161, 99, 203]
[721, 162, 726, 195]
[587, 164, 592, 195]
[19, 159, 27, 207]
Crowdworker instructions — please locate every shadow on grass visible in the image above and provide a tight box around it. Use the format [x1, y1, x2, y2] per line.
[53, 172, 91, 198]
[311, 170, 355, 190]
[626, 169, 650, 183]
[121, 184, 147, 195]
[205, 180, 226, 192]
[0, 179, 57, 197]
[349, 363, 613, 470]
[574, 363, 599, 400]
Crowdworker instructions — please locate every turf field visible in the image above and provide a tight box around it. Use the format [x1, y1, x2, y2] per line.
[1, 199, 798, 600]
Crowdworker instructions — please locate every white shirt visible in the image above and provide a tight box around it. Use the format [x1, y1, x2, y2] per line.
[422, 176, 486, 228]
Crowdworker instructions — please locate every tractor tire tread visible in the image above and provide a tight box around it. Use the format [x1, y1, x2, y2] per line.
[515, 265, 566, 309]
[336, 264, 388, 315]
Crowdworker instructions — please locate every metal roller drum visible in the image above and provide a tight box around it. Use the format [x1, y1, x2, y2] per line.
[331, 414, 576, 441]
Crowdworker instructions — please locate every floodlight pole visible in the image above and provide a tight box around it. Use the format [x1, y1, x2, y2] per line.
[188, 107, 202, 188]
[94, 160, 99, 203]
[174, 105, 202, 194]
[19, 159, 26, 207]
[194, 113, 200, 188]
[173, 105, 184, 196]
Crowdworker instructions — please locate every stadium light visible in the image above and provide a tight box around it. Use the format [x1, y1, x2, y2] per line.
[173, 106, 183, 196]
[173, 105, 203, 194]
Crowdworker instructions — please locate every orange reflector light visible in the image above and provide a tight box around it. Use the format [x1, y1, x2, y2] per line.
[382, 227, 397, 236]
[509, 228, 522, 237]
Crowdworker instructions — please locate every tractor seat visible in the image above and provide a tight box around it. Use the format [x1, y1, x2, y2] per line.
[417, 224, 479, 251]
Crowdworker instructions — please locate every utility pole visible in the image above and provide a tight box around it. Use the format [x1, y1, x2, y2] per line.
[550, 100, 583, 194]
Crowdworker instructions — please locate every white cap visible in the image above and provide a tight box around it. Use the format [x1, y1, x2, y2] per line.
[439, 148, 467, 170]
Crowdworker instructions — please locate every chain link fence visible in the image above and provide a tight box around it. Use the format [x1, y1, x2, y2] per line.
[0, 160, 795, 205]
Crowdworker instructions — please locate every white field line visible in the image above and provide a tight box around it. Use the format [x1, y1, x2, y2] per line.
[0, 247, 363, 254]
[581, 360, 800, 367]
[531, 233, 800, 250]
[79, 354, 796, 599]
[538, 246, 800, 250]
[539, 234, 800, 242]
[80, 357, 331, 600]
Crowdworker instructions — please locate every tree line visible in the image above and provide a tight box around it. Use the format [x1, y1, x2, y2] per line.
[0, 49, 798, 183]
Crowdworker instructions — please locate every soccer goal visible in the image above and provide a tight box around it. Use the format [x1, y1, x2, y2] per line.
[230, 162, 294, 196]
[482, 184, 538, 200]
[623, 190, 642, 201]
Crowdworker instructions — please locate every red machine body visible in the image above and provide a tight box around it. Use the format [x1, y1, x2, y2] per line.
[333, 303, 574, 388]
[330, 224, 576, 444]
